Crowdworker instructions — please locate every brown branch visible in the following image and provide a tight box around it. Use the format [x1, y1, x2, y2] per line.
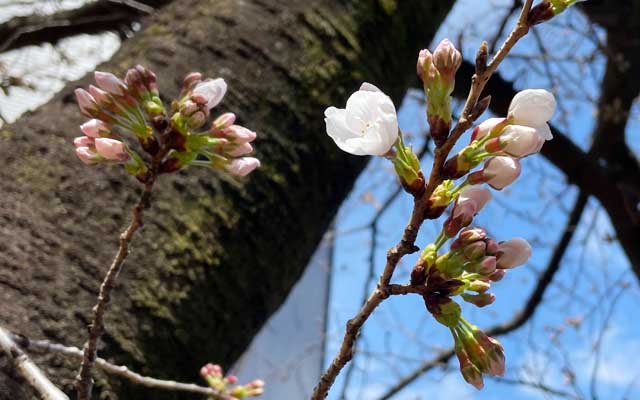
[0, 326, 68, 400]
[75, 179, 155, 399]
[310, 2, 536, 399]
[0, 0, 172, 53]
[376, 191, 589, 400]
[337, 139, 432, 400]
[10, 333, 233, 399]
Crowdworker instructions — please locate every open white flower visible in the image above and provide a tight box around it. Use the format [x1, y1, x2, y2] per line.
[324, 83, 398, 156]
[508, 89, 556, 140]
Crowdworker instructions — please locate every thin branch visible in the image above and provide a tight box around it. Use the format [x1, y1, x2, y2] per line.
[10, 333, 232, 399]
[375, 191, 589, 400]
[0, 326, 68, 400]
[311, 2, 535, 398]
[0, 0, 171, 53]
[75, 179, 155, 399]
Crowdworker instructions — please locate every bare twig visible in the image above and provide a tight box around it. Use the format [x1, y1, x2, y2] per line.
[10, 333, 232, 399]
[310, 2, 535, 399]
[0, 326, 68, 400]
[75, 179, 155, 399]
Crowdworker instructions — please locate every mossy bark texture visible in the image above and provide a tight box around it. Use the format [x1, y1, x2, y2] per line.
[0, 0, 453, 398]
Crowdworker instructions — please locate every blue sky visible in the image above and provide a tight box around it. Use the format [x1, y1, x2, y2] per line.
[325, 1, 640, 399]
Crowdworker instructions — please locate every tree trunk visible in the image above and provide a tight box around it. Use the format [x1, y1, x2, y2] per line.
[0, 0, 454, 398]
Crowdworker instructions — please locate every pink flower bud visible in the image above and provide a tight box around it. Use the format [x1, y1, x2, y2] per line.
[213, 112, 236, 130]
[488, 269, 506, 282]
[472, 330, 505, 377]
[94, 138, 128, 161]
[456, 227, 487, 246]
[80, 119, 110, 138]
[461, 292, 495, 308]
[474, 156, 521, 190]
[416, 49, 432, 81]
[487, 125, 545, 157]
[471, 118, 504, 142]
[433, 39, 462, 80]
[463, 241, 487, 261]
[224, 125, 257, 143]
[183, 72, 202, 87]
[226, 157, 260, 177]
[228, 142, 253, 157]
[484, 239, 499, 255]
[75, 89, 97, 116]
[508, 89, 556, 130]
[192, 78, 227, 109]
[456, 349, 484, 390]
[187, 111, 206, 129]
[75, 146, 99, 165]
[478, 256, 497, 275]
[225, 375, 238, 384]
[458, 186, 491, 212]
[247, 379, 265, 389]
[211, 364, 223, 376]
[94, 71, 127, 96]
[88, 85, 110, 106]
[74, 136, 94, 148]
[496, 237, 532, 269]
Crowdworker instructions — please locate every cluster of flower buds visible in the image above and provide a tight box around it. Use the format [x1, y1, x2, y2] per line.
[412, 181, 531, 389]
[528, 0, 586, 25]
[440, 89, 555, 187]
[417, 39, 462, 146]
[200, 363, 264, 399]
[74, 66, 260, 179]
[452, 319, 506, 389]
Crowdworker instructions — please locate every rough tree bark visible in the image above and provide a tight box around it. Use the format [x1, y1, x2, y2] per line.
[0, 0, 454, 398]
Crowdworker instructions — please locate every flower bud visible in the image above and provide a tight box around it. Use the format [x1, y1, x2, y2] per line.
[87, 85, 111, 107]
[462, 241, 487, 261]
[470, 118, 505, 142]
[496, 237, 532, 269]
[416, 49, 435, 84]
[457, 349, 484, 390]
[227, 142, 253, 157]
[73, 136, 94, 148]
[222, 125, 258, 143]
[432, 39, 462, 82]
[488, 269, 506, 282]
[469, 156, 521, 190]
[75, 89, 98, 116]
[213, 112, 236, 130]
[226, 157, 260, 177]
[94, 138, 128, 161]
[461, 292, 495, 308]
[80, 119, 110, 138]
[508, 89, 556, 130]
[486, 125, 545, 157]
[75, 146, 100, 165]
[453, 227, 487, 248]
[484, 238, 500, 255]
[471, 328, 505, 377]
[94, 71, 127, 96]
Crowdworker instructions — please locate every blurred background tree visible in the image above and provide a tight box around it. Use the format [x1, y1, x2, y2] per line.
[0, 0, 638, 399]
